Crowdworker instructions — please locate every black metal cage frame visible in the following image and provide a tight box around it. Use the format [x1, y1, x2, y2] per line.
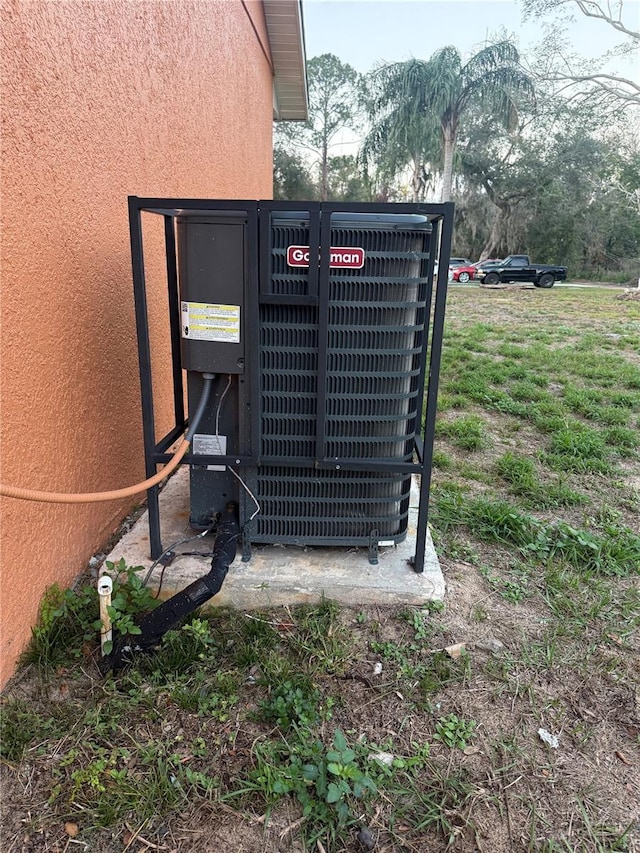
[128, 196, 453, 572]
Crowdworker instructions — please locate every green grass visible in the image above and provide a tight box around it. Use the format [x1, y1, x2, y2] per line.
[432, 489, 640, 575]
[436, 414, 488, 450]
[495, 451, 585, 508]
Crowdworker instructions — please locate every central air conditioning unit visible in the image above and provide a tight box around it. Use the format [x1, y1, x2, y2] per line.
[129, 198, 453, 573]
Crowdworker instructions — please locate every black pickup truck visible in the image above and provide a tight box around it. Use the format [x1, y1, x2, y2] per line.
[477, 255, 567, 288]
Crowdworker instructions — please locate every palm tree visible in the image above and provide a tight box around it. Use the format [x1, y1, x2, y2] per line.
[365, 42, 535, 202]
[361, 62, 440, 201]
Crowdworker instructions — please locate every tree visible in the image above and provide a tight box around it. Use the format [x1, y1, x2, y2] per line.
[454, 78, 640, 275]
[365, 42, 535, 202]
[361, 62, 441, 202]
[273, 146, 317, 200]
[326, 155, 374, 202]
[458, 90, 570, 258]
[523, 0, 639, 41]
[521, 0, 640, 105]
[278, 54, 361, 201]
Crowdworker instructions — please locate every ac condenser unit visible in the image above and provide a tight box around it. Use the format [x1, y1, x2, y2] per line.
[129, 199, 452, 572]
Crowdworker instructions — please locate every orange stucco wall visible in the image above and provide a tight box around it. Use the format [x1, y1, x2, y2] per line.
[0, 0, 274, 686]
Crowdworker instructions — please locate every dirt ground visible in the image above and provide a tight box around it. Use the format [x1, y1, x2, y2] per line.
[1, 550, 638, 853]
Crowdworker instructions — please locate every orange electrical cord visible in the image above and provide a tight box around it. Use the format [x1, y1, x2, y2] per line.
[0, 439, 190, 504]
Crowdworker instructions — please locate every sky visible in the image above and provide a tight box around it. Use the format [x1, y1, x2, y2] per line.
[301, 0, 640, 74]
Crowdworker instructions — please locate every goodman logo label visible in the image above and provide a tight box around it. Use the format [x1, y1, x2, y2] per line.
[287, 245, 365, 269]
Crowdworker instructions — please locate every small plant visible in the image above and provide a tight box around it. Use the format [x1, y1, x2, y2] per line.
[22, 562, 157, 667]
[179, 617, 216, 657]
[545, 425, 610, 473]
[231, 729, 376, 847]
[21, 582, 98, 670]
[434, 713, 477, 750]
[418, 651, 470, 695]
[602, 425, 638, 456]
[471, 603, 488, 622]
[169, 670, 239, 721]
[283, 598, 351, 674]
[480, 562, 532, 603]
[400, 608, 434, 643]
[99, 561, 158, 655]
[432, 448, 454, 469]
[324, 729, 376, 807]
[257, 679, 326, 730]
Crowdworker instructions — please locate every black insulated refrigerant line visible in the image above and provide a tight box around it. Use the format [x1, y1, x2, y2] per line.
[101, 504, 239, 672]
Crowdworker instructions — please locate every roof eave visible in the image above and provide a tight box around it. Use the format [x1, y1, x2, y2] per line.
[263, 0, 308, 121]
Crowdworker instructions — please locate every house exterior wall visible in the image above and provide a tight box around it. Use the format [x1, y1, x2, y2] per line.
[0, 0, 274, 686]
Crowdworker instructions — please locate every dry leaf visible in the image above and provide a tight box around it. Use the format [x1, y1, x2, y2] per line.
[463, 745, 480, 755]
[445, 642, 466, 659]
[64, 822, 79, 837]
[615, 750, 633, 766]
[607, 633, 624, 645]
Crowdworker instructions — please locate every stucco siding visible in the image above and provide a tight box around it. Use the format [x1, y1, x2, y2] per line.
[0, 0, 274, 686]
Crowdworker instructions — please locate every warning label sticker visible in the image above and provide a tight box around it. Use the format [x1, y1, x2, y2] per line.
[192, 433, 227, 471]
[181, 302, 240, 343]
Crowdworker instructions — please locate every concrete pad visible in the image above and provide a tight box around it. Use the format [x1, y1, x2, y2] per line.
[104, 468, 445, 609]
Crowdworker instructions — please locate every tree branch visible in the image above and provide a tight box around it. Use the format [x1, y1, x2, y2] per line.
[545, 71, 640, 102]
[572, 1, 640, 41]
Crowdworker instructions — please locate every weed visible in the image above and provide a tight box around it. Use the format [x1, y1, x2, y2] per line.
[369, 636, 469, 695]
[232, 611, 280, 669]
[433, 713, 477, 750]
[535, 798, 635, 852]
[497, 343, 525, 360]
[417, 651, 471, 695]
[432, 448, 453, 469]
[101, 561, 158, 653]
[256, 678, 328, 731]
[20, 582, 98, 670]
[495, 452, 584, 509]
[602, 425, 638, 456]
[229, 730, 376, 847]
[168, 670, 239, 721]
[471, 604, 489, 622]
[283, 598, 352, 674]
[480, 562, 533, 603]
[437, 533, 480, 562]
[392, 760, 476, 844]
[436, 393, 468, 412]
[22, 564, 156, 669]
[431, 493, 640, 575]
[510, 380, 548, 402]
[399, 607, 436, 643]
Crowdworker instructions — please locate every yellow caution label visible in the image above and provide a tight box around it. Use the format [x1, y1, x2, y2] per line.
[181, 301, 240, 343]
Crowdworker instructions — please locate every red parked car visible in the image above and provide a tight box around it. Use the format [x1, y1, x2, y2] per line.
[449, 258, 502, 283]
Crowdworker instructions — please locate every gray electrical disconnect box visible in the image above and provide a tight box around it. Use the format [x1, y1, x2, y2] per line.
[178, 214, 247, 375]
